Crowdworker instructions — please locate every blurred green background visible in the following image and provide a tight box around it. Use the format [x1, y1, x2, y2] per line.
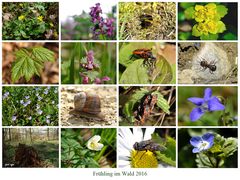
[178, 128, 238, 168]
[178, 86, 237, 126]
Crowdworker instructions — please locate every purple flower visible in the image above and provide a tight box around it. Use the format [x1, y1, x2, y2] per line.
[12, 116, 17, 121]
[104, 18, 114, 37]
[82, 76, 89, 84]
[3, 92, 10, 100]
[25, 96, 29, 99]
[37, 109, 43, 115]
[94, 76, 111, 84]
[89, 3, 102, 23]
[102, 76, 111, 82]
[94, 78, 101, 84]
[188, 88, 225, 121]
[46, 119, 50, 124]
[190, 133, 214, 153]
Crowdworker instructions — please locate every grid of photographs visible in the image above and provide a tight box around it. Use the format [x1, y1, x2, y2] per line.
[1, 0, 238, 169]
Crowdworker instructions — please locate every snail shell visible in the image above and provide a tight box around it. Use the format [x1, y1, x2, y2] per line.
[74, 92, 101, 115]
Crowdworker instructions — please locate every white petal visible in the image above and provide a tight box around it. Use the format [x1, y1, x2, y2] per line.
[94, 143, 104, 151]
[132, 128, 144, 142]
[89, 135, 101, 142]
[119, 155, 130, 161]
[144, 127, 155, 140]
[118, 159, 131, 168]
[118, 136, 133, 151]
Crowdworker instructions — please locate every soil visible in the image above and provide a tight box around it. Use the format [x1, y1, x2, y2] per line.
[61, 86, 117, 126]
[178, 42, 237, 84]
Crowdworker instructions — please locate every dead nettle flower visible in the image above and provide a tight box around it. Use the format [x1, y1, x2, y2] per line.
[89, 3, 115, 39]
[80, 50, 111, 84]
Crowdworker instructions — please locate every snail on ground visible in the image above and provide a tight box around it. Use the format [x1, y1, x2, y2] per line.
[70, 92, 105, 120]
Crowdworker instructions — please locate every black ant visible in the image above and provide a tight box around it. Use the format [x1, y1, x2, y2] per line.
[199, 58, 217, 74]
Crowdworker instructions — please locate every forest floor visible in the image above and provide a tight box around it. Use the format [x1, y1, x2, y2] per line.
[3, 140, 59, 168]
[61, 86, 117, 126]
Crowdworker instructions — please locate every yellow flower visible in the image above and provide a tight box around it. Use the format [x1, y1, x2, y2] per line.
[19, 3, 23, 7]
[50, 22, 54, 27]
[130, 150, 158, 168]
[194, 3, 217, 23]
[18, 15, 25, 21]
[37, 15, 44, 22]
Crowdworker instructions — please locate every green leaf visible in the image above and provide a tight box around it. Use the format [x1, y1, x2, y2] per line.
[32, 47, 55, 62]
[223, 33, 237, 40]
[216, 5, 228, 19]
[192, 24, 201, 37]
[12, 49, 37, 82]
[119, 60, 149, 84]
[123, 88, 149, 117]
[200, 33, 218, 40]
[184, 7, 195, 19]
[216, 21, 226, 33]
[153, 134, 176, 167]
[151, 56, 173, 84]
[152, 91, 170, 114]
[12, 47, 55, 82]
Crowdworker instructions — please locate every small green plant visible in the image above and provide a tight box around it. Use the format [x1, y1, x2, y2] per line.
[2, 2, 59, 40]
[61, 128, 116, 168]
[184, 3, 228, 40]
[12, 47, 55, 83]
[2, 86, 58, 126]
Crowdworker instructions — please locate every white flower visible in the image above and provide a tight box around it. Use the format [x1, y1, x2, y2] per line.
[86, 135, 104, 151]
[118, 128, 172, 168]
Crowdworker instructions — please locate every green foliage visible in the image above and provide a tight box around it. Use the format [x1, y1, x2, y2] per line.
[2, 86, 58, 126]
[196, 133, 238, 168]
[123, 88, 170, 121]
[119, 42, 174, 84]
[2, 2, 59, 40]
[153, 133, 176, 167]
[12, 47, 55, 83]
[61, 128, 116, 168]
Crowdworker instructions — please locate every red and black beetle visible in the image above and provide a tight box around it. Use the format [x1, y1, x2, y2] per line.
[130, 48, 156, 68]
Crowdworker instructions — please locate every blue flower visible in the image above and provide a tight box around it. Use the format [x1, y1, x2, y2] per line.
[12, 116, 17, 121]
[190, 133, 214, 153]
[3, 92, 10, 100]
[188, 88, 225, 121]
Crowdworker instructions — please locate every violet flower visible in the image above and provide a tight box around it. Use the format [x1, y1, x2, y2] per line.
[188, 88, 225, 121]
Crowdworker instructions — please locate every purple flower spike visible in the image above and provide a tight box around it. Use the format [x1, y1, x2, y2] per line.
[190, 133, 214, 153]
[188, 88, 225, 121]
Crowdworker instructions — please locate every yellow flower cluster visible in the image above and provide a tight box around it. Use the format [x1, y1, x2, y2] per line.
[18, 15, 25, 21]
[192, 3, 226, 37]
[37, 15, 44, 22]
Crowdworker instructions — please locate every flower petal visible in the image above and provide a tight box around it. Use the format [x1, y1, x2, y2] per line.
[188, 97, 204, 106]
[208, 97, 225, 111]
[192, 147, 200, 153]
[143, 127, 155, 140]
[190, 107, 204, 121]
[202, 133, 214, 143]
[132, 128, 144, 142]
[204, 88, 212, 101]
[190, 136, 202, 147]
